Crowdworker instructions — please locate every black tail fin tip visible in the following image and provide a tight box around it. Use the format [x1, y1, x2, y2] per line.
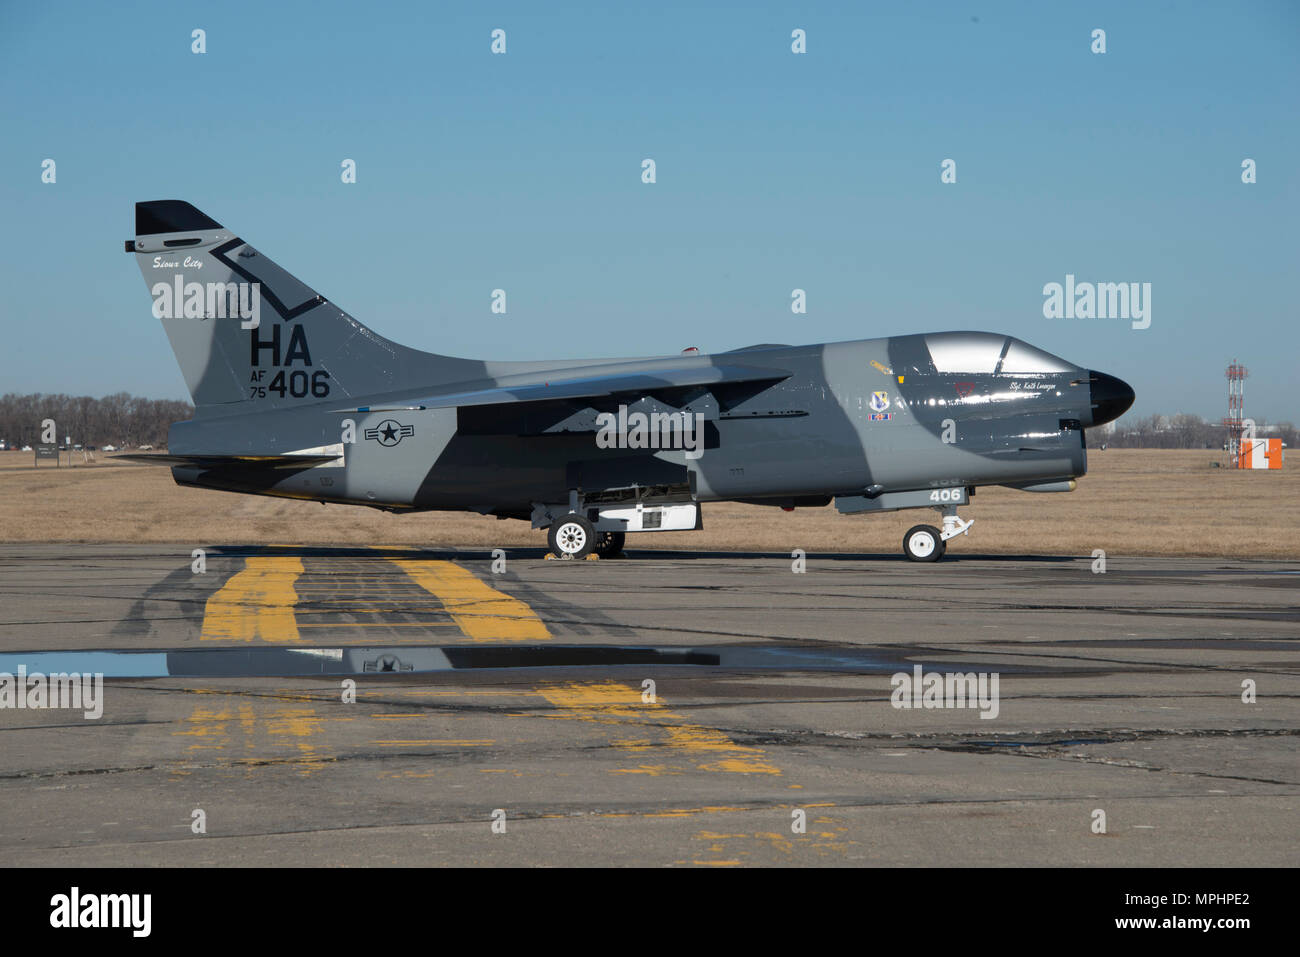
[136, 200, 223, 236]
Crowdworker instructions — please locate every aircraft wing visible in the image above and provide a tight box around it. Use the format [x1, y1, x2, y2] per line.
[114, 453, 341, 468]
[333, 364, 791, 414]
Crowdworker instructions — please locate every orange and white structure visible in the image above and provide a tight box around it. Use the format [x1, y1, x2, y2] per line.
[1223, 360, 1285, 468]
[1238, 437, 1283, 469]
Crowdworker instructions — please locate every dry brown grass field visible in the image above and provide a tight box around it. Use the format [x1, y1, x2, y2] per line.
[0, 448, 1294, 558]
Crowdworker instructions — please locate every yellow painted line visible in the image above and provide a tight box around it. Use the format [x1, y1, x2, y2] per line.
[295, 611, 455, 616]
[200, 555, 304, 643]
[536, 681, 645, 716]
[295, 621, 461, 628]
[535, 681, 781, 776]
[642, 805, 757, 818]
[171, 702, 336, 777]
[385, 689, 525, 698]
[372, 739, 495, 747]
[307, 609, 443, 616]
[390, 559, 550, 641]
[288, 601, 450, 606]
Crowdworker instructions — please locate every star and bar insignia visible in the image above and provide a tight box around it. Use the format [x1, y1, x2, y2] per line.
[363, 419, 415, 447]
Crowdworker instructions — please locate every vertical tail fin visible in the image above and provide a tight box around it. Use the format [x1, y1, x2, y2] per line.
[127, 200, 477, 414]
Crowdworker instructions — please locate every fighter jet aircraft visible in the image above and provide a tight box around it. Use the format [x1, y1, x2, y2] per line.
[123, 200, 1134, 562]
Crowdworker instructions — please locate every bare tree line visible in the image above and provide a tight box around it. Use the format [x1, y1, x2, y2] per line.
[0, 393, 1293, 452]
[1104, 413, 1297, 449]
[0, 393, 193, 449]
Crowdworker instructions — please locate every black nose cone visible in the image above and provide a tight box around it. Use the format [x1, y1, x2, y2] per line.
[1089, 371, 1135, 427]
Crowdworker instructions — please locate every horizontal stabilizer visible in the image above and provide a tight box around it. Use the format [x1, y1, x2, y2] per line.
[334, 364, 791, 414]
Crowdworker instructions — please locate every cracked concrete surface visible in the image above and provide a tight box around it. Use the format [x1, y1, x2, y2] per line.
[0, 546, 1295, 865]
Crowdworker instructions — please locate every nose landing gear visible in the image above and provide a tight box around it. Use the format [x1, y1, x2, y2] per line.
[903, 524, 943, 561]
[903, 505, 973, 562]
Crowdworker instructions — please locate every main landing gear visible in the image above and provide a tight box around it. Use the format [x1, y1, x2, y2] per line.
[903, 504, 973, 563]
[592, 531, 626, 559]
[547, 513, 595, 559]
[539, 489, 695, 560]
[545, 514, 626, 560]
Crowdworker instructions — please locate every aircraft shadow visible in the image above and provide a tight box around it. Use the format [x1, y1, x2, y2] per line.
[200, 544, 1077, 564]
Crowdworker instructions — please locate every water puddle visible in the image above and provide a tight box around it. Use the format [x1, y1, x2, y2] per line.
[0, 643, 1020, 678]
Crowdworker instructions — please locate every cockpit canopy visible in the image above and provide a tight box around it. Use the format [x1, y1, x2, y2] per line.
[923, 332, 1077, 375]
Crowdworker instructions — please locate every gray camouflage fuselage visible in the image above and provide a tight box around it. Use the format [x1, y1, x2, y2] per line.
[127, 201, 1134, 524]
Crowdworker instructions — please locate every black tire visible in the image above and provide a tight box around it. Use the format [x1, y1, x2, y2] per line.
[548, 514, 596, 559]
[593, 531, 625, 558]
[903, 524, 945, 562]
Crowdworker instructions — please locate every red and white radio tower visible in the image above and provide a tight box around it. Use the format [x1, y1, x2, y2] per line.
[1223, 360, 1248, 466]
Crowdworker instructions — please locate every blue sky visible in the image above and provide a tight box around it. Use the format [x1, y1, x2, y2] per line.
[1, 1, 1295, 423]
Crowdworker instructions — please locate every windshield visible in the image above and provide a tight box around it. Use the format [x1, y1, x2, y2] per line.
[925, 333, 1005, 374]
[924, 333, 1075, 374]
[999, 339, 1075, 373]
